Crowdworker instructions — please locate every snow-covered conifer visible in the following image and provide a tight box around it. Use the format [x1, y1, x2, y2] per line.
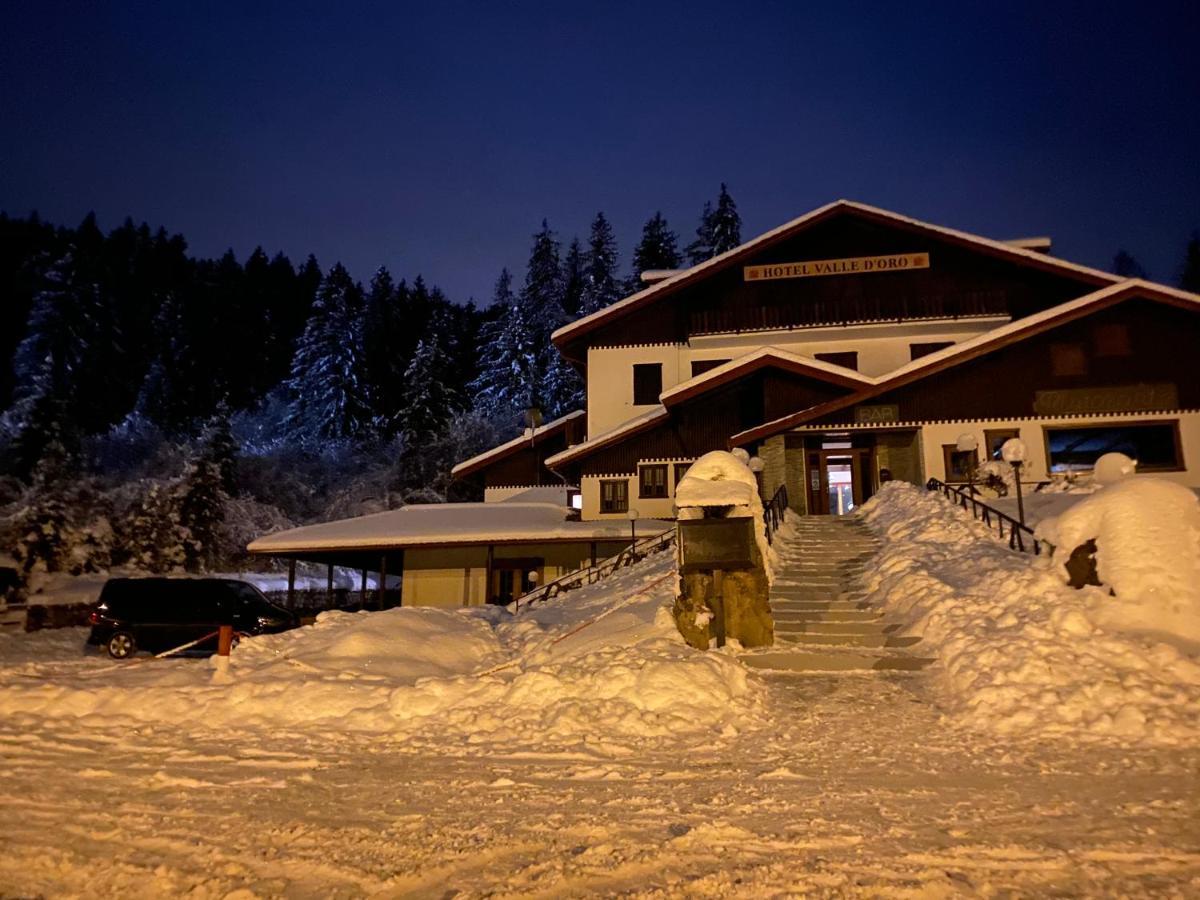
[628, 212, 682, 292]
[284, 263, 372, 443]
[578, 212, 621, 317]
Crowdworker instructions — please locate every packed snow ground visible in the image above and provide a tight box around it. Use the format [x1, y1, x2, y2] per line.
[2, 492, 1199, 895]
[860, 481, 1200, 744]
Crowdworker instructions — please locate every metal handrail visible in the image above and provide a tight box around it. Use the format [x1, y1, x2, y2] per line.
[513, 528, 676, 612]
[925, 478, 1041, 555]
[763, 483, 788, 544]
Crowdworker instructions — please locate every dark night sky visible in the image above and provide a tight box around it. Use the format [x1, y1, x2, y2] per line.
[3, 1, 1198, 302]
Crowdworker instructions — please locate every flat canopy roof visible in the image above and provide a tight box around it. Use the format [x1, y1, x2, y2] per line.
[248, 502, 670, 560]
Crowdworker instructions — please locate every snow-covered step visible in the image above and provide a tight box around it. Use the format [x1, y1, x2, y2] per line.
[776, 631, 921, 649]
[741, 650, 935, 673]
[771, 608, 882, 624]
[774, 619, 898, 635]
[770, 601, 871, 614]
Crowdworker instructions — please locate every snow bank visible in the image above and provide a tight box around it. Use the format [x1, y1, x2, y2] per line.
[857, 482, 1200, 746]
[1038, 478, 1200, 653]
[0, 554, 764, 754]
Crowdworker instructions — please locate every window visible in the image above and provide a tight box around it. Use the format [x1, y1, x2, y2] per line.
[941, 444, 978, 482]
[599, 479, 629, 513]
[639, 464, 668, 499]
[1045, 422, 1182, 473]
[691, 358, 731, 378]
[814, 351, 858, 371]
[1093, 323, 1131, 357]
[910, 341, 954, 361]
[1050, 342, 1087, 377]
[633, 363, 663, 405]
[673, 461, 692, 487]
[984, 428, 1020, 461]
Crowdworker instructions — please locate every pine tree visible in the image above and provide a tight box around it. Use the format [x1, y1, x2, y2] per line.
[1113, 250, 1148, 278]
[201, 402, 238, 493]
[1180, 233, 1200, 292]
[123, 482, 186, 573]
[397, 326, 457, 444]
[178, 453, 226, 573]
[561, 238, 585, 317]
[7, 245, 119, 464]
[629, 212, 682, 291]
[687, 183, 742, 264]
[542, 350, 584, 419]
[470, 269, 538, 419]
[13, 438, 72, 573]
[284, 263, 372, 443]
[363, 266, 407, 430]
[521, 220, 564, 345]
[578, 212, 621, 317]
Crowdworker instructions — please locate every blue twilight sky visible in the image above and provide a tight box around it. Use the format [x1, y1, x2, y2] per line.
[2, 1, 1197, 303]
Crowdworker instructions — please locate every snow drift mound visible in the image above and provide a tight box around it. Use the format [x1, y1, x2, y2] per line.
[858, 482, 1200, 746]
[0, 554, 764, 754]
[1037, 478, 1200, 653]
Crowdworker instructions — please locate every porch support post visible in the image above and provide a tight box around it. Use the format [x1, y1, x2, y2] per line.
[359, 569, 367, 610]
[378, 554, 387, 610]
[485, 544, 495, 604]
[287, 558, 296, 609]
[326, 563, 334, 606]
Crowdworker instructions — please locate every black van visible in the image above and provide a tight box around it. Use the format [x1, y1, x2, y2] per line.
[88, 578, 297, 658]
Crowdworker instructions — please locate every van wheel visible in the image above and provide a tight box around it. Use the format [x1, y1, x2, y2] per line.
[107, 631, 136, 659]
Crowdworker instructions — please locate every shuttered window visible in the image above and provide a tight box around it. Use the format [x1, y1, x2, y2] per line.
[599, 479, 629, 513]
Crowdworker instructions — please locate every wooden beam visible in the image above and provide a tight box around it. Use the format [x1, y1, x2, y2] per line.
[485, 544, 494, 605]
[359, 569, 367, 610]
[326, 563, 334, 607]
[378, 554, 387, 611]
[287, 559, 296, 610]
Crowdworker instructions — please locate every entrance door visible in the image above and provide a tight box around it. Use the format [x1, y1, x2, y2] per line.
[806, 449, 872, 515]
[490, 558, 543, 604]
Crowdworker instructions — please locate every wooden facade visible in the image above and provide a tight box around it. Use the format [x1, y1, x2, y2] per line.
[555, 205, 1112, 365]
[454, 412, 587, 490]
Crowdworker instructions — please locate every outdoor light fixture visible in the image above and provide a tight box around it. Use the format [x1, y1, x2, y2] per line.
[1000, 437, 1028, 525]
[627, 508, 639, 550]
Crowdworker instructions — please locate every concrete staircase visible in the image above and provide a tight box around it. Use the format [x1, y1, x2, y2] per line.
[742, 516, 935, 673]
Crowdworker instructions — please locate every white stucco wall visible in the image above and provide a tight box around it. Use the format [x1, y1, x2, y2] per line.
[918, 412, 1200, 489]
[688, 318, 1007, 378]
[584, 319, 1008, 437]
[586, 344, 687, 435]
[579, 460, 700, 521]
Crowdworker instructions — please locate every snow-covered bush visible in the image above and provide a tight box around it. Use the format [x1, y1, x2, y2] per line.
[1038, 478, 1200, 652]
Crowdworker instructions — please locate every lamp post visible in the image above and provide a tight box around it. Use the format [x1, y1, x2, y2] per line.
[1000, 437, 1029, 527]
[627, 507, 640, 554]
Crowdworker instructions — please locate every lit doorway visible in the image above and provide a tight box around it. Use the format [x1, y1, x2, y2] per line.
[805, 445, 873, 515]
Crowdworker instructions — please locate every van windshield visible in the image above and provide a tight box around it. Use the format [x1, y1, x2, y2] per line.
[226, 582, 281, 614]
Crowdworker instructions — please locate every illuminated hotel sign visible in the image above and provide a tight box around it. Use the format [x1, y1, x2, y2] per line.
[745, 252, 930, 282]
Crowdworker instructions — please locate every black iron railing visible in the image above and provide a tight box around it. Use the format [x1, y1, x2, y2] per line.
[925, 478, 1041, 555]
[763, 483, 789, 545]
[514, 528, 676, 612]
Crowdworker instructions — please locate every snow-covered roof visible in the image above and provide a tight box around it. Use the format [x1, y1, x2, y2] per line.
[544, 348, 873, 470]
[544, 407, 670, 469]
[551, 200, 1119, 349]
[247, 502, 669, 554]
[659, 346, 875, 407]
[730, 279, 1200, 445]
[450, 409, 584, 479]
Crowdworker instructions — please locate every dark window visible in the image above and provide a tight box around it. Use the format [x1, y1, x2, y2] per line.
[633, 363, 663, 405]
[941, 444, 978, 482]
[673, 462, 692, 486]
[690, 358, 731, 378]
[1045, 422, 1182, 473]
[639, 464, 668, 499]
[814, 351, 858, 371]
[1050, 342, 1087, 377]
[599, 479, 629, 513]
[910, 341, 954, 361]
[1093, 323, 1132, 357]
[984, 428, 1020, 461]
